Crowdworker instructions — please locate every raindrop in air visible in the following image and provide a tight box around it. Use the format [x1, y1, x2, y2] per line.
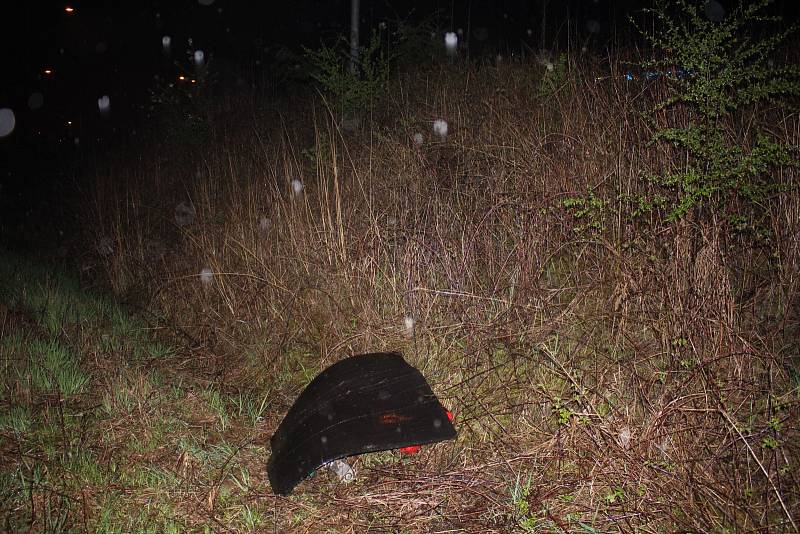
[200, 267, 213, 285]
[193, 50, 205, 67]
[0, 108, 17, 138]
[162, 35, 171, 53]
[404, 315, 415, 336]
[444, 32, 458, 56]
[291, 179, 303, 195]
[433, 119, 448, 140]
[97, 95, 111, 114]
[586, 19, 600, 34]
[704, 0, 725, 22]
[174, 201, 196, 226]
[28, 92, 44, 111]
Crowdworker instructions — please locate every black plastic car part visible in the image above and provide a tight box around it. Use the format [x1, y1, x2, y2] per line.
[267, 352, 457, 496]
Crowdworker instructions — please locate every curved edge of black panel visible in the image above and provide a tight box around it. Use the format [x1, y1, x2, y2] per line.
[267, 352, 456, 496]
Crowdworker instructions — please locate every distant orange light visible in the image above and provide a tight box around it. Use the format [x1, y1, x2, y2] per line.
[178, 75, 185, 81]
[67, 121, 72, 125]
[44, 69, 53, 75]
[65, 6, 74, 13]
[191, 79, 197, 84]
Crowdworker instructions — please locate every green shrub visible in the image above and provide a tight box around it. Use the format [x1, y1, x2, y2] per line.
[638, 0, 800, 222]
[537, 53, 570, 97]
[147, 44, 216, 147]
[304, 31, 390, 119]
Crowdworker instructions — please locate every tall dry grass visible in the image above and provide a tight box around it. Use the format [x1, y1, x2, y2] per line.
[81, 53, 799, 531]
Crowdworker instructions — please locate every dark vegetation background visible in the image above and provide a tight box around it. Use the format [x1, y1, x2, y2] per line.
[0, 0, 798, 531]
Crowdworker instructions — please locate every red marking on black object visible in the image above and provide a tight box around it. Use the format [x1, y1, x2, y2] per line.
[400, 410, 455, 454]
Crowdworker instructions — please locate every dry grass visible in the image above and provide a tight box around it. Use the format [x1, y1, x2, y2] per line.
[63, 52, 800, 531]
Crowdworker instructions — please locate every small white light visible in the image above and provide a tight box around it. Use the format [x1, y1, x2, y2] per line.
[413, 132, 423, 146]
[291, 179, 303, 195]
[97, 95, 111, 113]
[200, 267, 213, 285]
[404, 315, 415, 336]
[444, 32, 458, 56]
[162, 35, 171, 52]
[432, 119, 448, 140]
[193, 50, 205, 66]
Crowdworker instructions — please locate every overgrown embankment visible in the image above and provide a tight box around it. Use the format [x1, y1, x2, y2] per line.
[72, 51, 800, 531]
[3, 7, 800, 531]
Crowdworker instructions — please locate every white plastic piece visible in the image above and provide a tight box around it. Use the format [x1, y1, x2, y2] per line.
[327, 459, 356, 484]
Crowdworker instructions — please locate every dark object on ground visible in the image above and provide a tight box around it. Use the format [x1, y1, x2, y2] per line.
[268, 352, 457, 496]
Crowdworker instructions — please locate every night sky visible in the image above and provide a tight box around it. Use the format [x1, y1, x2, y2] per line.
[1, 0, 639, 140]
[1, 0, 797, 249]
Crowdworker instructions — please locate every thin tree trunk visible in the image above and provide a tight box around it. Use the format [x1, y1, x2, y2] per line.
[350, 0, 360, 74]
[540, 0, 547, 50]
